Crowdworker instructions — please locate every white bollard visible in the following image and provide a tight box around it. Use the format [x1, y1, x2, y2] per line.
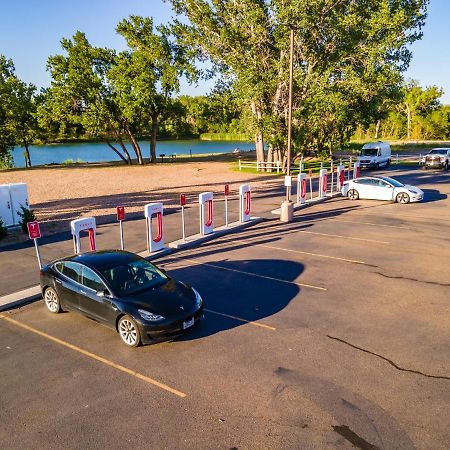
[199, 192, 214, 235]
[297, 173, 307, 205]
[71, 217, 97, 254]
[239, 184, 251, 222]
[353, 162, 361, 179]
[319, 168, 328, 199]
[337, 164, 346, 191]
[144, 203, 165, 253]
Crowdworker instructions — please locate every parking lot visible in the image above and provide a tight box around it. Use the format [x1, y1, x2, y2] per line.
[1, 166, 449, 449]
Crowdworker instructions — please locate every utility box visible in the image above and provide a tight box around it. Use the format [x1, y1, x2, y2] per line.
[0, 183, 29, 227]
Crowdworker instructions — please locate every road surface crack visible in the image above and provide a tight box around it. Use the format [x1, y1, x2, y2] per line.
[327, 335, 450, 381]
[374, 272, 450, 287]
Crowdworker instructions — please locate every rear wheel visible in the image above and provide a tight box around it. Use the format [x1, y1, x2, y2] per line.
[44, 287, 62, 313]
[118, 315, 141, 347]
[348, 189, 359, 200]
[386, 159, 391, 168]
[396, 192, 410, 204]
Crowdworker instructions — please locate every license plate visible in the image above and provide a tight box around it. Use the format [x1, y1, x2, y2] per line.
[183, 317, 194, 329]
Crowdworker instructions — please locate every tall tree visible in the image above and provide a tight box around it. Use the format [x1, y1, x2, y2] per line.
[169, 0, 429, 165]
[116, 16, 197, 163]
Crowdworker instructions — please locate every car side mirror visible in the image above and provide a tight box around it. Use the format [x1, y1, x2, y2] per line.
[97, 289, 111, 298]
[160, 268, 167, 275]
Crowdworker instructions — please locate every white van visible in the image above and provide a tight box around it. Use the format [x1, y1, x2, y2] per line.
[358, 142, 391, 169]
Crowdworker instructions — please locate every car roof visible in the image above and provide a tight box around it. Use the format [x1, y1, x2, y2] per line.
[64, 250, 141, 270]
[430, 148, 450, 151]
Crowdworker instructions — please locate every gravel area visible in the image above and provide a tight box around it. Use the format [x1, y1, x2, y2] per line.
[0, 160, 276, 239]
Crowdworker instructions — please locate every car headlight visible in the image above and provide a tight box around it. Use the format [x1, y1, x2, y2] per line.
[408, 189, 418, 194]
[192, 287, 203, 308]
[137, 309, 165, 321]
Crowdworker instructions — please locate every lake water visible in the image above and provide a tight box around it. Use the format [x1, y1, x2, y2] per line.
[12, 139, 255, 168]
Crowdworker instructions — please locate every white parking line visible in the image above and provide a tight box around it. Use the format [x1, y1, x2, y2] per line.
[204, 308, 276, 330]
[259, 245, 367, 265]
[295, 229, 389, 244]
[330, 219, 411, 230]
[171, 256, 327, 291]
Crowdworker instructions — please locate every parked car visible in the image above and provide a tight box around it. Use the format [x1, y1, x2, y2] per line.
[40, 250, 204, 347]
[357, 141, 391, 169]
[342, 175, 423, 204]
[421, 148, 450, 170]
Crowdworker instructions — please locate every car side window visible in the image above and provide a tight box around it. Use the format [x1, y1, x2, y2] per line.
[60, 262, 82, 284]
[377, 180, 390, 188]
[81, 266, 106, 292]
[355, 179, 372, 185]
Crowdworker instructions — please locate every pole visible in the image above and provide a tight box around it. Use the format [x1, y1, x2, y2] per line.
[225, 197, 228, 227]
[330, 161, 334, 196]
[119, 220, 124, 250]
[285, 27, 294, 202]
[181, 205, 186, 242]
[34, 238, 42, 269]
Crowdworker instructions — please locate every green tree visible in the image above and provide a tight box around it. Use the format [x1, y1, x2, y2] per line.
[169, 0, 429, 166]
[116, 16, 198, 163]
[0, 56, 16, 168]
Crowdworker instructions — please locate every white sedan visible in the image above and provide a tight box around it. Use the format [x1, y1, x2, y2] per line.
[342, 176, 424, 204]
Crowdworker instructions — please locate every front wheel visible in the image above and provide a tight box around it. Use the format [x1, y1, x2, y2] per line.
[118, 315, 141, 347]
[348, 189, 359, 200]
[396, 192, 410, 204]
[386, 159, 391, 168]
[44, 287, 62, 313]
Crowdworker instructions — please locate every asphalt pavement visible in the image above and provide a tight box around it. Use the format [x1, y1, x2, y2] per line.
[0, 165, 449, 449]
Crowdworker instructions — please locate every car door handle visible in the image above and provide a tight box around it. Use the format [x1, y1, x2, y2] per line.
[80, 290, 87, 295]
[55, 279, 62, 284]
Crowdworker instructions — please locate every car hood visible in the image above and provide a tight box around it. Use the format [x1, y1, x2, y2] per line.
[122, 279, 196, 316]
[403, 185, 423, 195]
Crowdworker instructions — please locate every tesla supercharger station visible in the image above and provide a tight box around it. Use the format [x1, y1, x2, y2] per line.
[337, 165, 346, 191]
[199, 192, 214, 235]
[0, 183, 29, 227]
[297, 173, 307, 205]
[71, 217, 97, 253]
[239, 184, 251, 223]
[353, 162, 361, 179]
[144, 203, 165, 253]
[319, 168, 328, 198]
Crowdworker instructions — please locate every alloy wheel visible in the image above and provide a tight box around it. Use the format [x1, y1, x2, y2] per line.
[348, 189, 359, 200]
[44, 288, 60, 313]
[119, 318, 139, 346]
[397, 192, 410, 204]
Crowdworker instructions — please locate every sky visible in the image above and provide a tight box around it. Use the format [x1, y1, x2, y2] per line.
[0, 0, 449, 103]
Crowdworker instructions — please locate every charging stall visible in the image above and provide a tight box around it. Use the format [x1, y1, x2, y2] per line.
[297, 173, 307, 205]
[337, 165, 346, 191]
[144, 203, 165, 253]
[353, 162, 361, 179]
[199, 192, 214, 235]
[239, 184, 251, 223]
[319, 169, 328, 198]
[71, 217, 97, 253]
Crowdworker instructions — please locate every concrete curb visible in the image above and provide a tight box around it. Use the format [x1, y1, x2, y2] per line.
[0, 218, 263, 312]
[271, 193, 341, 215]
[169, 218, 263, 250]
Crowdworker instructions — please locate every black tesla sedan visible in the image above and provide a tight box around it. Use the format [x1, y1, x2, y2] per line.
[40, 250, 203, 347]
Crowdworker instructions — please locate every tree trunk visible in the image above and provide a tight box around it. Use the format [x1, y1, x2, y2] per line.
[106, 140, 129, 164]
[113, 131, 132, 164]
[405, 103, 411, 140]
[250, 101, 265, 165]
[150, 114, 158, 164]
[24, 141, 31, 167]
[375, 120, 381, 139]
[126, 128, 144, 165]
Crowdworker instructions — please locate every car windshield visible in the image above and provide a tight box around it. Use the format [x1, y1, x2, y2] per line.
[377, 176, 404, 187]
[360, 148, 378, 156]
[101, 259, 168, 296]
[429, 149, 448, 155]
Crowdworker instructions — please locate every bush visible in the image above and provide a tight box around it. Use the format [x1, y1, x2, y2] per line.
[17, 206, 37, 234]
[0, 218, 7, 239]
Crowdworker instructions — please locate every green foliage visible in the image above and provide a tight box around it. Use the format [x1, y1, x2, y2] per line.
[17, 206, 37, 234]
[62, 158, 84, 165]
[0, 218, 7, 239]
[200, 133, 252, 141]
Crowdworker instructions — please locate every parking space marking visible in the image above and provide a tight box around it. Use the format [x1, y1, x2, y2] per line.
[204, 308, 276, 330]
[172, 257, 327, 291]
[329, 219, 411, 230]
[295, 229, 389, 244]
[0, 314, 187, 398]
[259, 245, 367, 265]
